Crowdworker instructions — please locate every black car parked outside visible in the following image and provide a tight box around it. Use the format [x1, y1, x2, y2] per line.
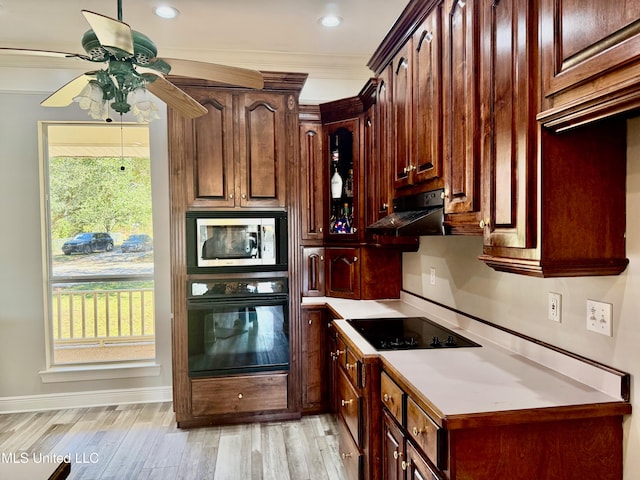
[121, 234, 153, 253]
[62, 233, 114, 255]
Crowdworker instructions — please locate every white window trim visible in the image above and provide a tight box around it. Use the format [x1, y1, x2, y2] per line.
[38, 121, 157, 381]
[39, 362, 161, 383]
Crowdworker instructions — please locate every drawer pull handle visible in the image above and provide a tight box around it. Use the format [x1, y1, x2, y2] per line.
[341, 452, 353, 459]
[341, 399, 353, 407]
[401, 459, 412, 471]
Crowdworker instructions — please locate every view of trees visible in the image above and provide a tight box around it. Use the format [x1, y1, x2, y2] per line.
[48, 156, 153, 239]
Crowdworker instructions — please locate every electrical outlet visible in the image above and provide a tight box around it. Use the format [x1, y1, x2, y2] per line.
[548, 292, 562, 322]
[586, 300, 613, 336]
[429, 267, 436, 286]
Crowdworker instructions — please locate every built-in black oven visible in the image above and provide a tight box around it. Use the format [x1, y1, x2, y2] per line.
[186, 210, 288, 274]
[187, 277, 289, 377]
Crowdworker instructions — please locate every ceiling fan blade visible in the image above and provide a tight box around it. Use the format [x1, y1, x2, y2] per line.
[146, 76, 208, 118]
[82, 10, 134, 55]
[41, 74, 93, 107]
[0, 47, 90, 61]
[161, 58, 264, 89]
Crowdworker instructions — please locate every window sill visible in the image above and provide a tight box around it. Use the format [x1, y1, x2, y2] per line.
[39, 362, 161, 383]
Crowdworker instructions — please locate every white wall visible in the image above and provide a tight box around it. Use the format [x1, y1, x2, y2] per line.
[0, 92, 173, 399]
[402, 117, 640, 479]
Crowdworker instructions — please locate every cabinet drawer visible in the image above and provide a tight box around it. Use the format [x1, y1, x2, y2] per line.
[337, 366, 362, 446]
[381, 371, 404, 424]
[191, 374, 287, 417]
[337, 416, 363, 480]
[406, 396, 444, 469]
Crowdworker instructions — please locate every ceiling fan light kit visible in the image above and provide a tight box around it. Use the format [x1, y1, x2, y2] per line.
[0, 0, 264, 123]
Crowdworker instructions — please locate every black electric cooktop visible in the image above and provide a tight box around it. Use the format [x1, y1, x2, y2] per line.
[346, 316, 481, 351]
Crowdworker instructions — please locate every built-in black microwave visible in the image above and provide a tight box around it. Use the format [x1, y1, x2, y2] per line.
[186, 211, 288, 273]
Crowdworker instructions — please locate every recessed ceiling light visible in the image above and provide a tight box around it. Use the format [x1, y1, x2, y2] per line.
[154, 5, 179, 19]
[320, 15, 342, 28]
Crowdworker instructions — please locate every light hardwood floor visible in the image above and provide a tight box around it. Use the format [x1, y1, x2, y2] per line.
[0, 402, 348, 480]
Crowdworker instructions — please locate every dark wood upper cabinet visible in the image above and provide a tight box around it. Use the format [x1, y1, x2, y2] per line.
[237, 92, 287, 208]
[392, 41, 414, 190]
[413, 4, 444, 188]
[299, 106, 324, 242]
[184, 89, 235, 209]
[442, 0, 481, 216]
[539, 0, 640, 130]
[479, 0, 537, 250]
[171, 82, 293, 210]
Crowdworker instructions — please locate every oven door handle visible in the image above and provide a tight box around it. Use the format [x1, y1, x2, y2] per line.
[187, 293, 289, 307]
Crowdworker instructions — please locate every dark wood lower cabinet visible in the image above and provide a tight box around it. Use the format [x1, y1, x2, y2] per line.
[301, 306, 329, 413]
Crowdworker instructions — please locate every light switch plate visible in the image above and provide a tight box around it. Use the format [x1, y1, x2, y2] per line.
[586, 300, 613, 336]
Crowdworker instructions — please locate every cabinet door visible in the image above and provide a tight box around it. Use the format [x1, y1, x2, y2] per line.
[325, 247, 360, 299]
[479, 0, 536, 249]
[300, 307, 328, 412]
[373, 66, 393, 220]
[383, 412, 405, 480]
[325, 120, 360, 240]
[392, 41, 414, 190]
[300, 122, 324, 241]
[443, 0, 481, 215]
[237, 92, 287, 207]
[413, 4, 443, 187]
[186, 89, 235, 208]
[541, 0, 640, 105]
[406, 442, 441, 480]
[301, 247, 325, 297]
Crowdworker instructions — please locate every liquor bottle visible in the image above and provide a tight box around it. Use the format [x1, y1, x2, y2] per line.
[330, 165, 343, 199]
[344, 168, 354, 197]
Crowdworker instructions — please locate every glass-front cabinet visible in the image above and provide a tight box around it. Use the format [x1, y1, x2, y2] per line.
[325, 119, 360, 241]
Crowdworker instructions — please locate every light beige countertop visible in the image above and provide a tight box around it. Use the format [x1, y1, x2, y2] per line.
[302, 294, 630, 422]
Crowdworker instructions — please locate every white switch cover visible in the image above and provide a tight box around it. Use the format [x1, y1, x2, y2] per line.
[429, 267, 436, 286]
[586, 300, 613, 336]
[548, 292, 562, 322]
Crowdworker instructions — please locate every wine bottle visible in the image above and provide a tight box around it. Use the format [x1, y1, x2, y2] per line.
[334, 203, 351, 234]
[344, 168, 354, 197]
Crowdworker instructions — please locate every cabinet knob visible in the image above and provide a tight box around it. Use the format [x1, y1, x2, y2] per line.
[425, 31, 433, 43]
[319, 227, 323, 233]
[353, 256, 358, 262]
[308, 319, 313, 325]
[341, 399, 353, 407]
[442, 190, 449, 199]
[412, 426, 424, 436]
[393, 450, 402, 461]
[383, 393, 390, 403]
[241, 194, 246, 199]
[401, 459, 412, 471]
[320, 255, 324, 261]
[479, 219, 490, 228]
[382, 203, 389, 210]
[238, 393, 243, 399]
[229, 194, 234, 199]
[341, 452, 353, 459]
[345, 362, 355, 371]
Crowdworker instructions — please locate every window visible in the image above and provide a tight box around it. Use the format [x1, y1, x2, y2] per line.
[40, 122, 155, 368]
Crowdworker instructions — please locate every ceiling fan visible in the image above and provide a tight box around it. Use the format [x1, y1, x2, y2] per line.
[0, 0, 264, 122]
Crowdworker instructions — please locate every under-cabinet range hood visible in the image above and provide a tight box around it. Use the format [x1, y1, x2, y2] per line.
[366, 189, 446, 237]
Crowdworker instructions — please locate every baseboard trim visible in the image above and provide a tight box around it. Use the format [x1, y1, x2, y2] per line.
[0, 386, 173, 413]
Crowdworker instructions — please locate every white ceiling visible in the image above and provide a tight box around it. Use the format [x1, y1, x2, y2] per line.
[0, 0, 410, 103]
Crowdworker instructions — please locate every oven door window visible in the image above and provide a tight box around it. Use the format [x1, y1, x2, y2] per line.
[187, 297, 289, 377]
